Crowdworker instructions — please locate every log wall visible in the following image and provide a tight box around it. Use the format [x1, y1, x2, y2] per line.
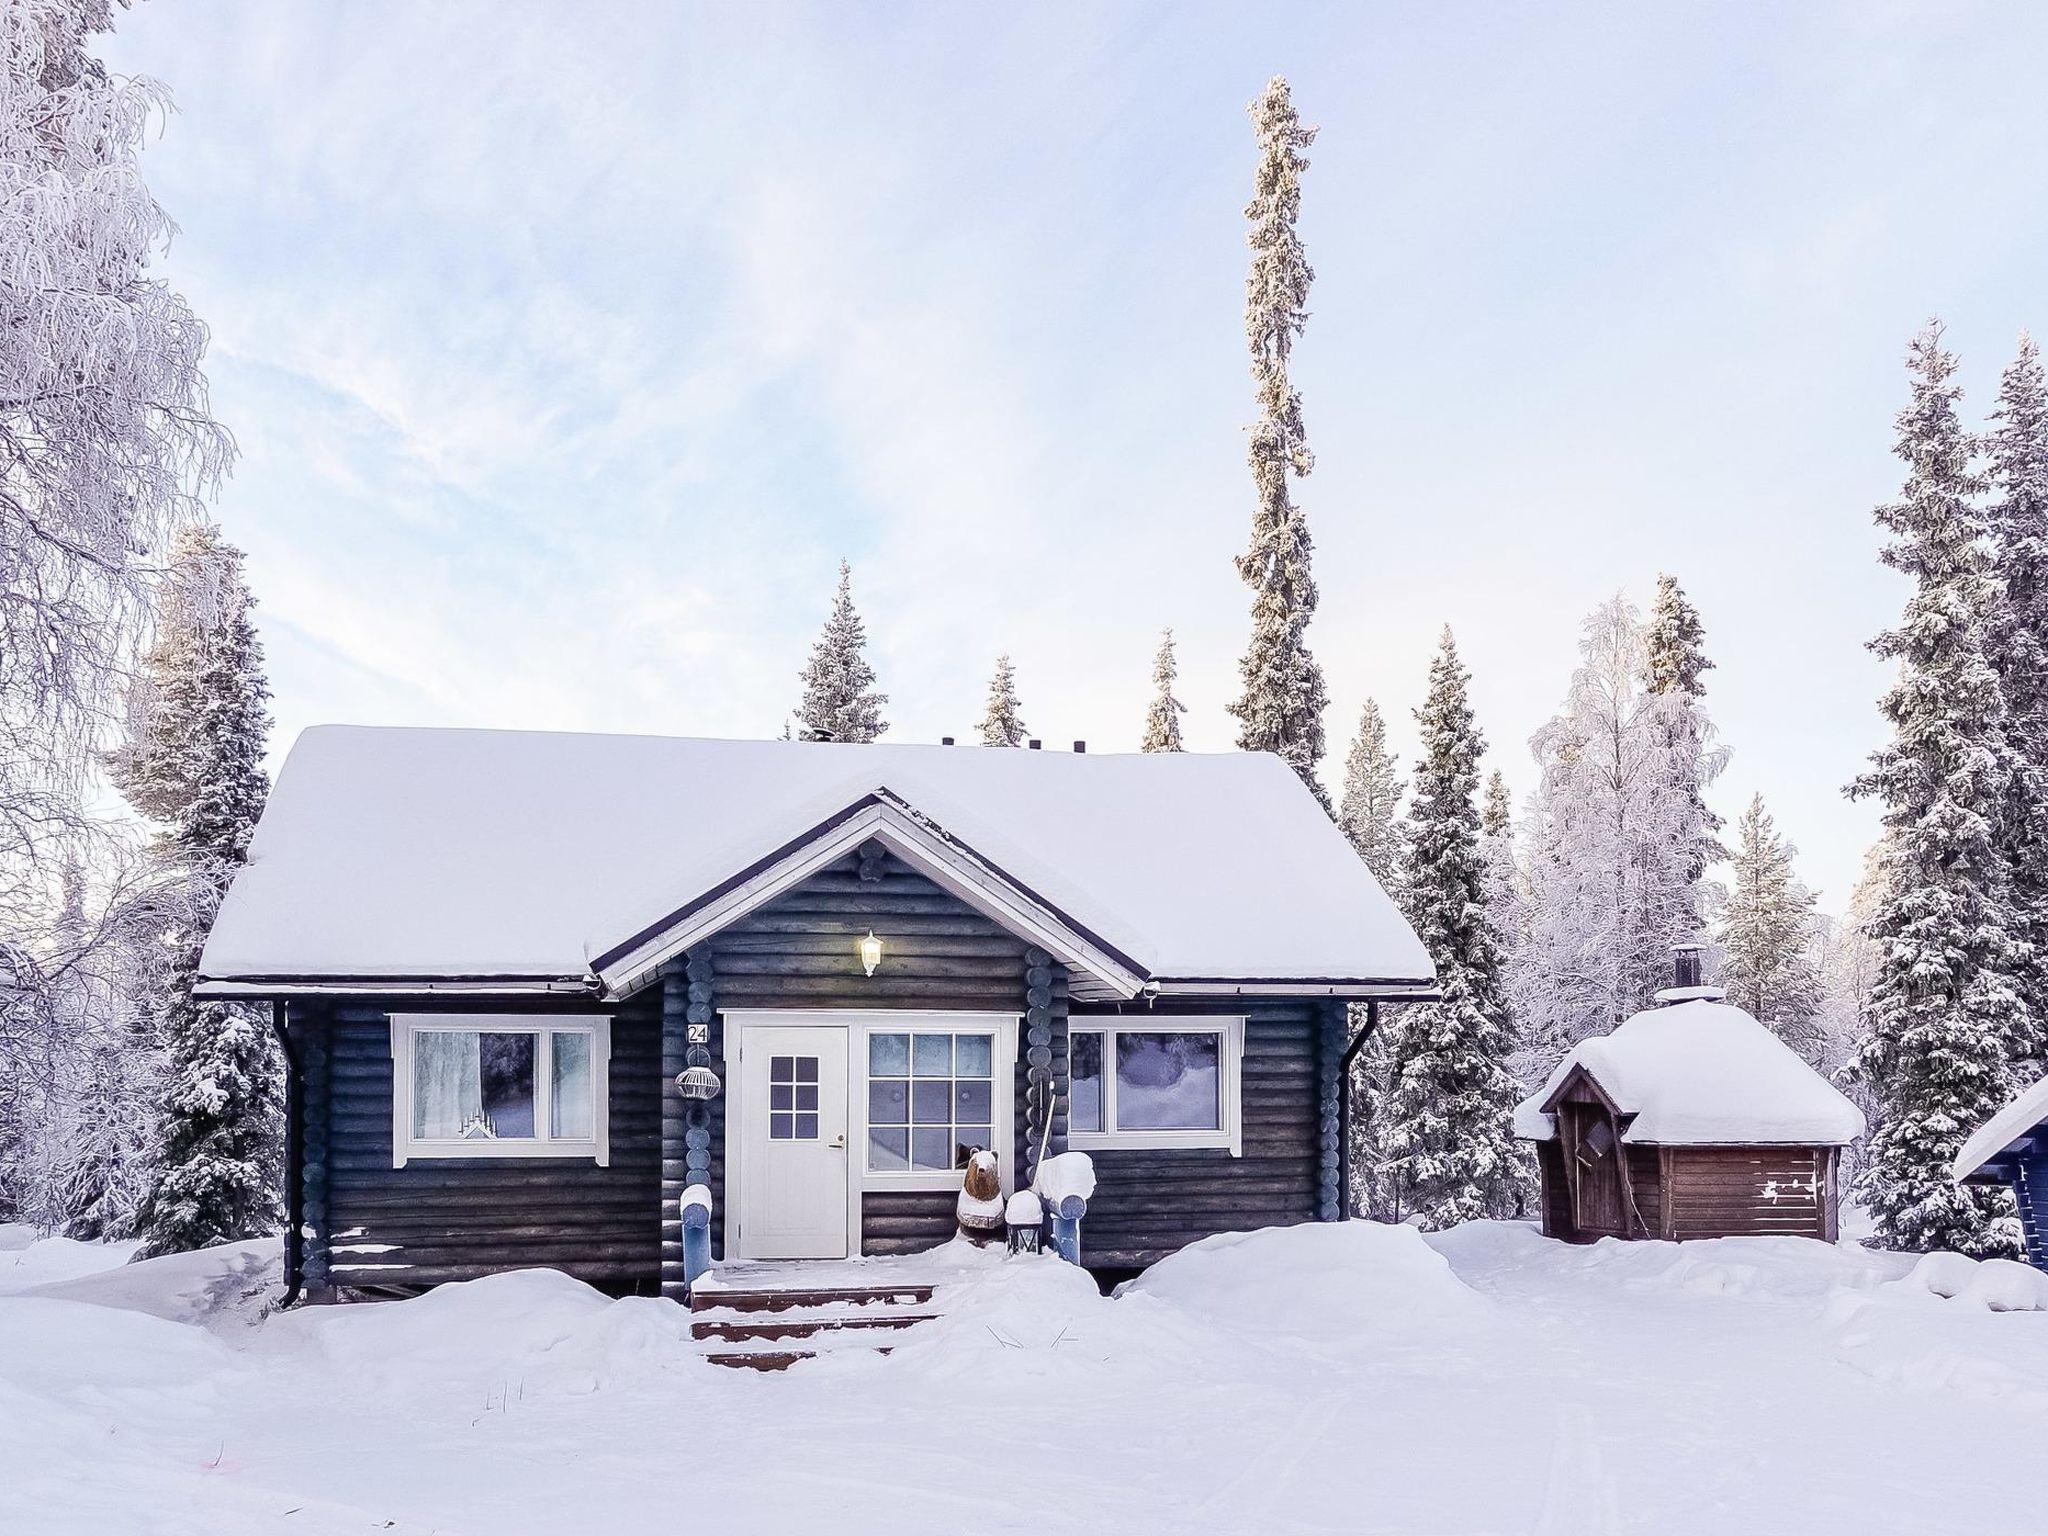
[302, 991, 663, 1294]
[1073, 999, 1326, 1268]
[1665, 1145, 1833, 1241]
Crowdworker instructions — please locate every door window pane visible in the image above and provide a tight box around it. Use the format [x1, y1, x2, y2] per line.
[1070, 1030, 1104, 1134]
[770, 1056, 820, 1141]
[550, 1032, 594, 1140]
[1115, 1032, 1220, 1131]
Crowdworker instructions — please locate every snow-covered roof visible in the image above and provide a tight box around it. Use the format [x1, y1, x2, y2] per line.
[199, 726, 1434, 999]
[1511, 999, 1866, 1147]
[1953, 1071, 2048, 1182]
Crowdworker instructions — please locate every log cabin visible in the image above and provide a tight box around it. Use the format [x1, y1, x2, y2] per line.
[197, 725, 1437, 1302]
[1953, 1073, 2048, 1268]
[1512, 949, 1865, 1244]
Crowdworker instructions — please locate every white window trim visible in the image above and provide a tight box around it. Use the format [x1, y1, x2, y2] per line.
[850, 1014, 1018, 1195]
[1066, 1016, 1244, 1156]
[389, 1014, 612, 1168]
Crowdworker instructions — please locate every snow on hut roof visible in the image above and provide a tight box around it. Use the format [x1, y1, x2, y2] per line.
[1953, 1071, 2048, 1182]
[1511, 998, 1866, 1147]
[198, 725, 1434, 996]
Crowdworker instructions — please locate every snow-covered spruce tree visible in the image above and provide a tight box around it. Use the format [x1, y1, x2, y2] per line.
[1850, 322, 2026, 1258]
[1511, 595, 1704, 1061]
[0, 0, 229, 1011]
[795, 560, 888, 743]
[979, 655, 1028, 748]
[1228, 77, 1330, 810]
[1645, 573, 1728, 890]
[1986, 333, 2048, 1070]
[1338, 699, 1403, 886]
[1376, 631, 1526, 1226]
[112, 524, 281, 1257]
[1716, 794, 1826, 1061]
[1140, 629, 1186, 752]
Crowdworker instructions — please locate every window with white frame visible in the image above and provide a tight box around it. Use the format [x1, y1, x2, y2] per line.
[1067, 1018, 1244, 1154]
[391, 1016, 610, 1166]
[865, 1028, 997, 1173]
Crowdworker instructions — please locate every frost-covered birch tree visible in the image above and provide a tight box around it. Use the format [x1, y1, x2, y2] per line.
[1140, 629, 1185, 753]
[0, 0, 231, 1229]
[1378, 631, 1526, 1225]
[1645, 573, 1728, 890]
[979, 655, 1028, 748]
[1478, 770, 1526, 969]
[1228, 77, 1329, 809]
[1716, 794, 1825, 1060]
[795, 560, 888, 743]
[1986, 333, 2048, 1068]
[1338, 699, 1403, 886]
[1512, 595, 1708, 1061]
[1850, 322, 2027, 1257]
[112, 524, 280, 1257]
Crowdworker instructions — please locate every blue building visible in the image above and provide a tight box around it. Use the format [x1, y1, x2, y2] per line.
[1954, 1073, 2048, 1268]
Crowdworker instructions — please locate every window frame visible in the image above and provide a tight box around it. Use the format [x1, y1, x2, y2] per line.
[851, 1013, 1018, 1196]
[1066, 1016, 1245, 1156]
[389, 1013, 612, 1168]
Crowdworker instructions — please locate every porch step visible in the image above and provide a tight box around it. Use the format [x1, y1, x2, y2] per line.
[689, 1282, 935, 1314]
[690, 1311, 934, 1344]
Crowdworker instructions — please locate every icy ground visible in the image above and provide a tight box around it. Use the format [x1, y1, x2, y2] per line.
[3, 1220, 2046, 1535]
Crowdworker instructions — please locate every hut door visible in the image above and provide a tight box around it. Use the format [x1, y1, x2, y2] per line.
[1567, 1107, 1625, 1237]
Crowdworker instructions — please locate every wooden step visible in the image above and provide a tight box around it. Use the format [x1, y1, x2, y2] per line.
[689, 1283, 935, 1314]
[691, 1312, 934, 1344]
[703, 1342, 902, 1372]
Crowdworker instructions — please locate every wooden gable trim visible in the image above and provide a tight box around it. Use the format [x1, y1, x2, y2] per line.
[593, 792, 1148, 1002]
[1540, 1062, 1627, 1122]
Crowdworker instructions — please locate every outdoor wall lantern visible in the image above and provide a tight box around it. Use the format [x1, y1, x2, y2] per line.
[859, 930, 883, 978]
[674, 1065, 722, 1101]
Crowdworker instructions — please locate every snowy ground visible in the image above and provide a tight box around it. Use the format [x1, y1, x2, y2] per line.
[3, 1220, 2045, 1535]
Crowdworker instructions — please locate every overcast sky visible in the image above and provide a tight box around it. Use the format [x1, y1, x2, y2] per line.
[101, 2, 2048, 906]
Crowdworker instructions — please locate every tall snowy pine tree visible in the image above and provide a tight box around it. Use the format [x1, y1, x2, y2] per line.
[1228, 77, 1330, 809]
[1338, 698, 1403, 885]
[1717, 794, 1826, 1061]
[112, 524, 281, 1257]
[1986, 334, 2048, 1069]
[1645, 572, 1726, 888]
[1850, 322, 2027, 1257]
[795, 560, 888, 743]
[1379, 630, 1526, 1227]
[979, 655, 1028, 747]
[1140, 629, 1185, 752]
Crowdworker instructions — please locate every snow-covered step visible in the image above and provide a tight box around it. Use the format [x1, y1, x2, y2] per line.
[691, 1310, 934, 1344]
[689, 1281, 935, 1314]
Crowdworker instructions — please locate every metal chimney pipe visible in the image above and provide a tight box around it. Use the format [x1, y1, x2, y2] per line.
[1073, 740, 1086, 754]
[1027, 739, 1042, 750]
[1672, 944, 1703, 991]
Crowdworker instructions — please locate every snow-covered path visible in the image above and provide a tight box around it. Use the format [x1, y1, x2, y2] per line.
[3, 1221, 2043, 1535]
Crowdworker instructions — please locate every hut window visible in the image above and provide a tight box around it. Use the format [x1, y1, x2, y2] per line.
[390, 1015, 611, 1167]
[1067, 1019, 1244, 1155]
[1583, 1118, 1615, 1159]
[864, 1030, 996, 1173]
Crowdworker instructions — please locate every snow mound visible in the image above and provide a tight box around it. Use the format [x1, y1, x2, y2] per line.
[1891, 1251, 2048, 1312]
[1123, 1221, 1488, 1336]
[267, 1266, 680, 1397]
[0, 1295, 236, 1399]
[0, 1222, 142, 1296]
[25, 1237, 280, 1334]
[1572, 1234, 1908, 1301]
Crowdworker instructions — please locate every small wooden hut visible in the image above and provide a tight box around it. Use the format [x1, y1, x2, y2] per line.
[1513, 949, 1864, 1244]
[1953, 1073, 2048, 1268]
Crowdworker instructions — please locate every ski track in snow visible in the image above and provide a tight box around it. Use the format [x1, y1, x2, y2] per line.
[3, 1221, 2046, 1535]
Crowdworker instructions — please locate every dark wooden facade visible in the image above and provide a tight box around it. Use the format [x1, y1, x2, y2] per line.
[1534, 1069, 1841, 1245]
[286, 843, 1353, 1298]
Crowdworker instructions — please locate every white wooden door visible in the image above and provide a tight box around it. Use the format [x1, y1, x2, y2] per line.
[735, 1025, 850, 1259]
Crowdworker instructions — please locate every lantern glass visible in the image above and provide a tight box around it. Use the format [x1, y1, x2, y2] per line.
[860, 930, 883, 977]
